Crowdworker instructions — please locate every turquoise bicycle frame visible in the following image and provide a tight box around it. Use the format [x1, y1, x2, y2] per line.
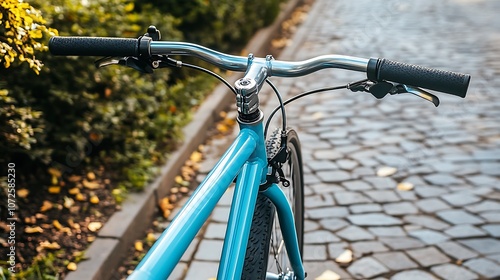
[129, 118, 305, 280]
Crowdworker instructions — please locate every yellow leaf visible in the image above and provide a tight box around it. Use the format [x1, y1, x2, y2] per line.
[25, 226, 44, 234]
[64, 196, 75, 208]
[190, 151, 203, 163]
[87, 236, 96, 242]
[158, 197, 171, 212]
[216, 123, 228, 133]
[75, 193, 86, 201]
[162, 209, 171, 219]
[146, 233, 156, 242]
[40, 200, 53, 212]
[124, 2, 134, 12]
[134, 241, 143, 251]
[174, 176, 183, 185]
[48, 186, 60, 194]
[53, 220, 63, 230]
[87, 222, 102, 232]
[315, 270, 340, 280]
[67, 262, 77, 271]
[17, 189, 29, 198]
[335, 249, 353, 264]
[51, 175, 58, 185]
[68, 187, 80, 195]
[377, 166, 397, 177]
[38, 241, 61, 250]
[397, 182, 414, 191]
[87, 172, 96, 180]
[89, 195, 99, 204]
[68, 175, 82, 182]
[48, 168, 62, 177]
[83, 180, 100, 189]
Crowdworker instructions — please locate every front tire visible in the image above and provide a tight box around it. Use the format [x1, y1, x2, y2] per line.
[241, 128, 304, 280]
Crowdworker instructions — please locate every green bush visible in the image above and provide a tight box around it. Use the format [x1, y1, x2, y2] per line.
[1, 0, 285, 192]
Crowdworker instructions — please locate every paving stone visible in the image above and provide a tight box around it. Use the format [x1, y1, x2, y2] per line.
[430, 263, 478, 280]
[479, 211, 500, 222]
[304, 173, 322, 185]
[348, 213, 402, 226]
[303, 261, 352, 280]
[316, 170, 352, 183]
[303, 244, 327, 261]
[304, 230, 341, 244]
[415, 198, 451, 213]
[440, 192, 481, 206]
[304, 220, 320, 233]
[351, 241, 389, 258]
[194, 240, 223, 261]
[390, 269, 437, 280]
[408, 229, 450, 245]
[464, 258, 500, 279]
[466, 174, 500, 186]
[436, 241, 479, 261]
[383, 201, 419, 215]
[482, 224, 500, 237]
[349, 203, 382, 214]
[210, 206, 230, 223]
[352, 167, 376, 177]
[368, 226, 406, 237]
[203, 223, 226, 240]
[336, 159, 359, 170]
[313, 150, 343, 160]
[364, 176, 398, 190]
[424, 173, 464, 185]
[334, 191, 372, 205]
[379, 237, 425, 250]
[305, 194, 336, 208]
[364, 190, 401, 203]
[170, 262, 187, 280]
[184, 261, 218, 280]
[181, 238, 200, 262]
[327, 242, 348, 259]
[444, 225, 487, 238]
[309, 183, 345, 194]
[465, 200, 500, 213]
[406, 247, 451, 267]
[414, 186, 449, 198]
[396, 190, 418, 201]
[342, 180, 373, 191]
[306, 160, 338, 171]
[318, 218, 349, 232]
[307, 206, 349, 219]
[336, 225, 374, 241]
[437, 209, 484, 225]
[347, 257, 389, 279]
[403, 215, 450, 230]
[459, 238, 500, 255]
[373, 252, 418, 270]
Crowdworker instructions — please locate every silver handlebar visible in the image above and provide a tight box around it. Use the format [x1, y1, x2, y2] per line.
[150, 41, 369, 77]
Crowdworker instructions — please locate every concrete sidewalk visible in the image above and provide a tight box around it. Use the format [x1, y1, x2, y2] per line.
[169, 0, 500, 279]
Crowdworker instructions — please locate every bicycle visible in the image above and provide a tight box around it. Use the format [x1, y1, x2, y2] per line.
[49, 25, 470, 280]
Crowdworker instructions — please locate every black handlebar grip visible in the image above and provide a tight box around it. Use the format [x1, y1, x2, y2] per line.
[49, 36, 140, 57]
[367, 58, 470, 98]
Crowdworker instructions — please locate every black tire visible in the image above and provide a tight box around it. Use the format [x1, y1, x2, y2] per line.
[241, 128, 304, 280]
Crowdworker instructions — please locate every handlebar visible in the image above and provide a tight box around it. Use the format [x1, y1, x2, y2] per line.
[49, 36, 470, 98]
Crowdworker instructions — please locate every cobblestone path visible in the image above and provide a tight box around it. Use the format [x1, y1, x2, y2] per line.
[170, 0, 500, 279]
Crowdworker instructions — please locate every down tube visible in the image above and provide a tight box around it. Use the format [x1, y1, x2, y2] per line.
[217, 160, 265, 279]
[128, 130, 257, 280]
[263, 184, 305, 280]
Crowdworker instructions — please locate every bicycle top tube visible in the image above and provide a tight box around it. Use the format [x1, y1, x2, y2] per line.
[150, 41, 369, 76]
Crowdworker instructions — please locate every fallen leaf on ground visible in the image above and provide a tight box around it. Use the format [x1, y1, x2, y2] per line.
[146, 232, 157, 242]
[90, 195, 99, 204]
[315, 270, 341, 280]
[190, 151, 203, 163]
[68, 187, 80, 195]
[75, 193, 86, 201]
[335, 249, 353, 264]
[40, 200, 53, 212]
[48, 168, 61, 177]
[25, 226, 44, 234]
[83, 180, 100, 189]
[87, 222, 102, 232]
[64, 196, 75, 208]
[87, 172, 96, 180]
[135, 241, 144, 251]
[17, 189, 29, 198]
[53, 220, 63, 231]
[377, 166, 397, 177]
[397, 182, 414, 191]
[48, 186, 61, 194]
[67, 262, 77, 271]
[38, 241, 61, 251]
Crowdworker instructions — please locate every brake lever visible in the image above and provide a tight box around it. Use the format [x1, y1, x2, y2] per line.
[392, 84, 440, 107]
[95, 56, 154, 73]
